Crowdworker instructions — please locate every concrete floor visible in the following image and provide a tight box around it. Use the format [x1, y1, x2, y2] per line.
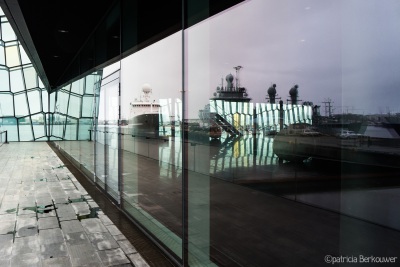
[0, 142, 149, 267]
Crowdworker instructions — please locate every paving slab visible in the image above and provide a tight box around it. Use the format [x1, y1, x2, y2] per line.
[12, 235, 40, 255]
[38, 217, 59, 230]
[97, 248, 131, 266]
[10, 252, 41, 267]
[40, 242, 68, 260]
[68, 243, 103, 266]
[63, 231, 91, 246]
[0, 234, 13, 258]
[42, 256, 72, 267]
[88, 232, 119, 250]
[81, 218, 108, 234]
[39, 228, 65, 245]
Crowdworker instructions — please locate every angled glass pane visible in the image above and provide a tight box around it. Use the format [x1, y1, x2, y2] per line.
[32, 113, 45, 139]
[85, 74, 96, 94]
[38, 77, 44, 88]
[23, 66, 37, 89]
[67, 95, 81, 118]
[0, 44, 5, 65]
[0, 93, 13, 116]
[19, 45, 30, 65]
[18, 117, 33, 141]
[42, 91, 48, 112]
[0, 68, 9, 91]
[1, 118, 17, 141]
[78, 118, 92, 140]
[1, 22, 15, 42]
[71, 79, 83, 95]
[49, 92, 56, 112]
[27, 90, 41, 114]
[53, 114, 66, 138]
[81, 96, 94, 117]
[5, 45, 20, 67]
[65, 118, 77, 140]
[56, 91, 69, 114]
[10, 69, 25, 92]
[14, 93, 28, 117]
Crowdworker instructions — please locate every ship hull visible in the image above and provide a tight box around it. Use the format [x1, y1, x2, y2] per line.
[129, 113, 159, 138]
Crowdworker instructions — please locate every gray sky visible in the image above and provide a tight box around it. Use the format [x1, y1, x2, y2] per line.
[106, 0, 400, 118]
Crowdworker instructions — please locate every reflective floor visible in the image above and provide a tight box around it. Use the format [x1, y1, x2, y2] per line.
[57, 137, 400, 266]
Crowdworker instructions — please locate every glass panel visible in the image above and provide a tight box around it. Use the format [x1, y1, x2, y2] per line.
[23, 66, 37, 89]
[18, 117, 33, 141]
[78, 118, 92, 140]
[5, 45, 20, 67]
[49, 92, 56, 112]
[19, 45, 30, 65]
[0, 69, 9, 91]
[56, 91, 69, 114]
[42, 91, 48, 112]
[68, 95, 81, 118]
[0, 93, 13, 116]
[120, 30, 183, 259]
[10, 69, 25, 92]
[0, 44, 5, 65]
[1, 118, 17, 141]
[53, 114, 66, 139]
[1, 22, 16, 42]
[65, 118, 78, 140]
[14, 93, 28, 117]
[31, 113, 45, 139]
[82, 96, 94, 117]
[27, 90, 41, 114]
[85, 74, 96, 94]
[71, 79, 83, 94]
[95, 71, 119, 200]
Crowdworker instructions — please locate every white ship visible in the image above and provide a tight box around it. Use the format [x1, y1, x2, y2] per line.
[129, 84, 160, 137]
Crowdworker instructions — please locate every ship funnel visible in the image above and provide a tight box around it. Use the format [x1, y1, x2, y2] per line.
[289, 84, 299, 105]
[268, 84, 277, 103]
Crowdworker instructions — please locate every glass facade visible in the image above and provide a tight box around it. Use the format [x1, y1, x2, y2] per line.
[3, 1, 400, 266]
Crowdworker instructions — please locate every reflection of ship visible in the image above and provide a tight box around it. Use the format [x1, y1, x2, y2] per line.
[383, 115, 400, 136]
[129, 84, 160, 137]
[211, 66, 251, 102]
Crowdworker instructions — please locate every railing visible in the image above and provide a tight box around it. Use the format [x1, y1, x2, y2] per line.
[0, 130, 8, 145]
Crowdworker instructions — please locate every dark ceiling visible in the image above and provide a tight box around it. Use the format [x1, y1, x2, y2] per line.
[1, 0, 244, 92]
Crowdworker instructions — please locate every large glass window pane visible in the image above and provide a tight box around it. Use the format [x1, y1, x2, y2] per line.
[0, 68, 9, 91]
[56, 91, 69, 114]
[0, 93, 13, 117]
[85, 74, 96, 94]
[18, 117, 33, 141]
[5, 45, 20, 67]
[120, 30, 183, 259]
[65, 118, 77, 140]
[14, 93, 28, 117]
[1, 22, 16, 42]
[1, 118, 17, 141]
[67, 95, 81, 118]
[31, 113, 45, 139]
[27, 90, 41, 114]
[81, 96, 94, 117]
[10, 69, 25, 92]
[0, 44, 5, 65]
[71, 79, 83, 95]
[183, 0, 400, 266]
[19, 45, 30, 65]
[23, 66, 37, 89]
[42, 91, 48, 112]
